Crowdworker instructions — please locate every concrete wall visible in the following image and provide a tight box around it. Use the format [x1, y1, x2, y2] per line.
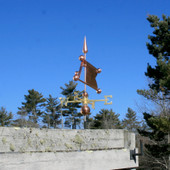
[0, 127, 138, 170]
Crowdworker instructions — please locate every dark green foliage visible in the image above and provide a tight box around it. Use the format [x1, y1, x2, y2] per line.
[90, 109, 122, 129]
[42, 94, 61, 128]
[0, 107, 13, 127]
[138, 113, 170, 169]
[18, 89, 46, 125]
[146, 15, 170, 59]
[145, 14, 170, 96]
[137, 89, 160, 101]
[60, 81, 83, 129]
[17, 106, 28, 117]
[138, 113, 168, 141]
[122, 108, 141, 132]
[137, 14, 170, 169]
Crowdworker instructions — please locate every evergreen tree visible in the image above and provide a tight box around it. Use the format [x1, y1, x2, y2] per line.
[137, 14, 170, 170]
[13, 106, 39, 128]
[0, 107, 13, 127]
[145, 14, 170, 97]
[13, 106, 27, 127]
[60, 81, 83, 129]
[122, 108, 141, 132]
[90, 109, 122, 129]
[138, 113, 170, 169]
[42, 94, 61, 128]
[19, 89, 46, 125]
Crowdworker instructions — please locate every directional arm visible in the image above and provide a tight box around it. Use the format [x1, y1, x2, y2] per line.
[59, 94, 112, 109]
[88, 95, 112, 109]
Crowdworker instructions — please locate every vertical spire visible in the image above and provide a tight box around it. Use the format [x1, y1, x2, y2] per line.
[82, 36, 88, 54]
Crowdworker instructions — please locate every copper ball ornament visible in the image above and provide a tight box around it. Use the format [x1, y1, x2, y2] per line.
[96, 88, 102, 94]
[82, 92, 88, 97]
[73, 75, 79, 81]
[79, 55, 85, 61]
[96, 68, 102, 74]
[81, 105, 90, 115]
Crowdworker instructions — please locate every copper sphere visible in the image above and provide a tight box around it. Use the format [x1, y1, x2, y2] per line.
[96, 88, 102, 94]
[73, 75, 79, 81]
[96, 68, 102, 74]
[81, 105, 90, 115]
[79, 55, 85, 61]
[82, 92, 88, 97]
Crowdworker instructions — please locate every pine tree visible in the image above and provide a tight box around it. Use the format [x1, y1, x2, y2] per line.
[145, 14, 170, 97]
[13, 106, 27, 127]
[42, 94, 61, 128]
[138, 113, 170, 169]
[13, 106, 39, 128]
[90, 109, 122, 129]
[19, 89, 46, 126]
[137, 14, 170, 169]
[60, 81, 83, 129]
[122, 108, 141, 132]
[0, 107, 13, 127]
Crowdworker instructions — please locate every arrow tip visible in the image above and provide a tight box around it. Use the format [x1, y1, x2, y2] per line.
[82, 36, 88, 54]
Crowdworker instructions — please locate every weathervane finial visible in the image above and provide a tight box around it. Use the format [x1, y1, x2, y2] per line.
[83, 36, 88, 54]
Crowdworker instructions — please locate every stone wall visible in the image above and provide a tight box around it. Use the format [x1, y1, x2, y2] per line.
[0, 127, 138, 170]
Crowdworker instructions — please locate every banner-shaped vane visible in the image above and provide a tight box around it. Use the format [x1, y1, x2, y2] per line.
[73, 42, 102, 94]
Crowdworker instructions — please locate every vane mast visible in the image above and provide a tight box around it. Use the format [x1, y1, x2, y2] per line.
[81, 36, 90, 115]
[83, 36, 88, 93]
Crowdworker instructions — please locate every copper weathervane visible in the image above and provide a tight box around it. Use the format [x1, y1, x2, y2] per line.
[60, 37, 112, 116]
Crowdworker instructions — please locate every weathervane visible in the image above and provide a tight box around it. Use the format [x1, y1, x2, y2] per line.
[60, 37, 112, 116]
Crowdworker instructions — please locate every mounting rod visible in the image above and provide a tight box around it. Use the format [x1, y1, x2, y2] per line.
[130, 140, 143, 163]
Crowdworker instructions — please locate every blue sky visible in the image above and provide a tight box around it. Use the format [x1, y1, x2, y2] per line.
[0, 0, 169, 120]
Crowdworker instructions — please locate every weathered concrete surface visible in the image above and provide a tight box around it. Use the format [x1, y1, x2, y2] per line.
[0, 127, 138, 170]
[0, 127, 135, 152]
[0, 150, 138, 170]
